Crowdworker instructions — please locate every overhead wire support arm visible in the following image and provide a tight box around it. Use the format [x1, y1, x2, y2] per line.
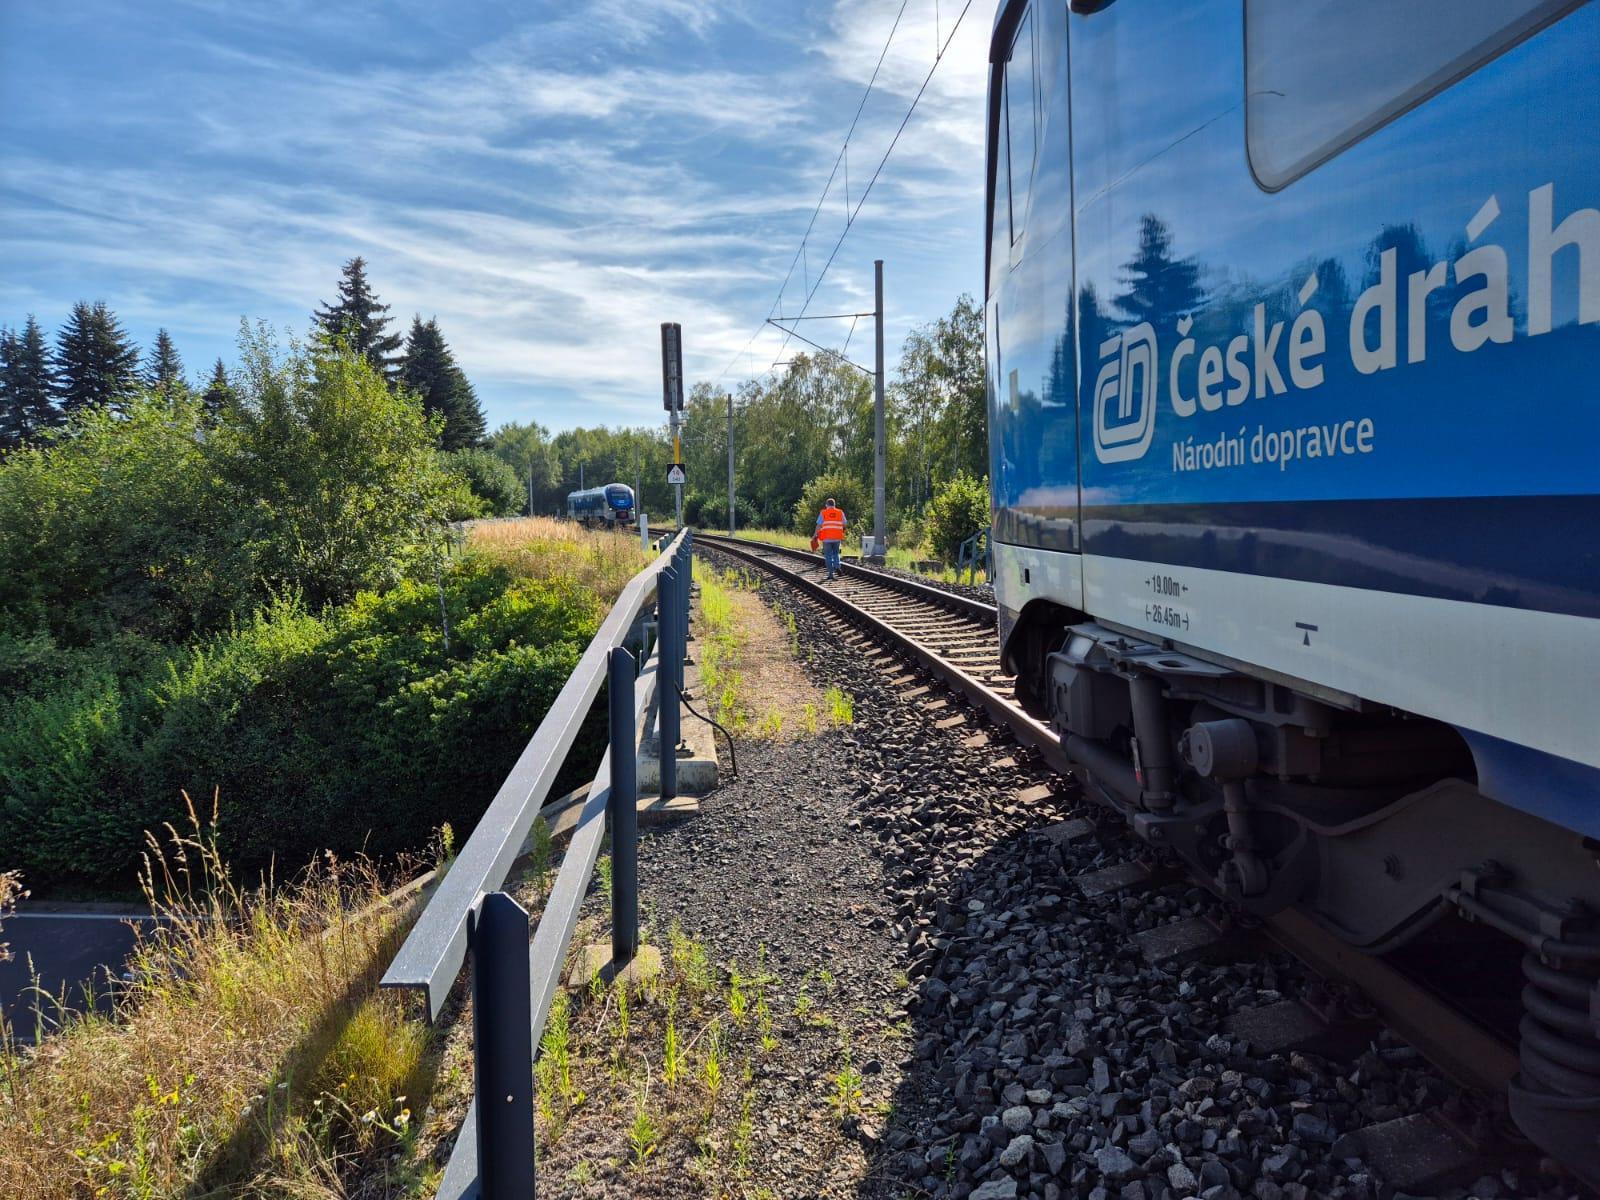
[764, 318, 873, 375]
[776, 312, 878, 322]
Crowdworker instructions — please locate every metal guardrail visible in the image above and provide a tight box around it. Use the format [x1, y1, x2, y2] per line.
[956, 528, 991, 584]
[381, 528, 694, 1200]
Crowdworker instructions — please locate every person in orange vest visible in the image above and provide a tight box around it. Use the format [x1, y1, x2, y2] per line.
[812, 497, 848, 580]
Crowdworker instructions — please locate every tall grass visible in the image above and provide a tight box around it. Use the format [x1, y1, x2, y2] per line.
[693, 564, 747, 731]
[469, 517, 647, 601]
[0, 795, 432, 1198]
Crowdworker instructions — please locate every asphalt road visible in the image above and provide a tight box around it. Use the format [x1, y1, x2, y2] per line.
[0, 911, 153, 1042]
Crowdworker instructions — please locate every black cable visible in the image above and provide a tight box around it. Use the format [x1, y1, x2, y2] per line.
[668, 674, 738, 781]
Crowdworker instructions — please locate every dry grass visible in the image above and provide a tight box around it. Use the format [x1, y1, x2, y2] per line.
[0, 796, 435, 1199]
[468, 517, 648, 603]
[693, 563, 827, 741]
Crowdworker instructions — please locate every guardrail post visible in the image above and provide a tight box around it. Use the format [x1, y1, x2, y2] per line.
[680, 538, 693, 649]
[658, 567, 679, 801]
[608, 647, 638, 965]
[470, 893, 534, 1200]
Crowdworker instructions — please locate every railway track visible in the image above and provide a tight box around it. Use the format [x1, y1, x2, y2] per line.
[698, 532, 1550, 1193]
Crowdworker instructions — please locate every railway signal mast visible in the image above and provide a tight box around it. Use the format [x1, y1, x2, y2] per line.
[660, 322, 685, 527]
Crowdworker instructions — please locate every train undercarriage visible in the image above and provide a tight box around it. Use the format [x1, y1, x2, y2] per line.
[1006, 603, 1600, 1185]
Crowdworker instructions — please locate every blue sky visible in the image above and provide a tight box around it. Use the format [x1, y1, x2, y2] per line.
[0, 1, 989, 431]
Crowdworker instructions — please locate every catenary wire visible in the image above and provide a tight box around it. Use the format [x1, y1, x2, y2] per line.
[762, 0, 979, 373]
[714, 0, 993, 389]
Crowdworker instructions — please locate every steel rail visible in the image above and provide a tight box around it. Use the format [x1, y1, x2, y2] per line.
[696, 532, 1520, 1099]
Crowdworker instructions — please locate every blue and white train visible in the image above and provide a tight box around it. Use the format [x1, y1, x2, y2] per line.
[565, 483, 635, 526]
[986, 0, 1600, 1172]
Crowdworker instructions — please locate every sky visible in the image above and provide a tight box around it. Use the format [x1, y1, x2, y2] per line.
[0, 0, 991, 432]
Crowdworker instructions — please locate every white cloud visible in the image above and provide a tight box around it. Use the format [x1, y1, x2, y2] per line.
[0, 0, 988, 428]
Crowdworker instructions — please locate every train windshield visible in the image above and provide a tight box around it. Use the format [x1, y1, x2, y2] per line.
[1245, 0, 1582, 190]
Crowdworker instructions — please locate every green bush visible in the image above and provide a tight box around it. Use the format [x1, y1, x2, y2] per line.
[0, 330, 455, 645]
[689, 493, 759, 532]
[0, 395, 244, 643]
[222, 326, 454, 609]
[792, 473, 870, 537]
[924, 471, 991, 563]
[0, 555, 610, 886]
[447, 447, 525, 518]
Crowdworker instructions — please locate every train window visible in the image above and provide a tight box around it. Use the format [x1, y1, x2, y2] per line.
[1005, 9, 1037, 243]
[1245, 0, 1584, 191]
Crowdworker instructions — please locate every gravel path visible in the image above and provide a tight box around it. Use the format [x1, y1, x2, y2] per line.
[562, 551, 1580, 1200]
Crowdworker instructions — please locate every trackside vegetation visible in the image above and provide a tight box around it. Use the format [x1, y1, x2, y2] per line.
[0, 802, 439, 1198]
[0, 324, 639, 889]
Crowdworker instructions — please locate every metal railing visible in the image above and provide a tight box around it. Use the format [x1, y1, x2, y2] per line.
[956, 528, 991, 584]
[381, 528, 695, 1200]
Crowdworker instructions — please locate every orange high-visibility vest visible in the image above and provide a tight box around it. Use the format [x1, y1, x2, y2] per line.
[817, 506, 846, 541]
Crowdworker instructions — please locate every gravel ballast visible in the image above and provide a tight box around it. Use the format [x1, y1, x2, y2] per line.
[540, 550, 1578, 1199]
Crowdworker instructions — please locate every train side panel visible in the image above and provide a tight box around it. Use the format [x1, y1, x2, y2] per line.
[988, 0, 1082, 621]
[990, 0, 1600, 781]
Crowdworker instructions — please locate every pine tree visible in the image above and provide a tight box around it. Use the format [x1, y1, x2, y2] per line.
[314, 257, 402, 379]
[201, 358, 234, 424]
[55, 301, 141, 415]
[398, 316, 487, 449]
[0, 317, 60, 449]
[1114, 213, 1205, 330]
[145, 328, 185, 394]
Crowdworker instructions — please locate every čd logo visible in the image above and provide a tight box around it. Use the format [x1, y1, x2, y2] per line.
[1093, 323, 1157, 464]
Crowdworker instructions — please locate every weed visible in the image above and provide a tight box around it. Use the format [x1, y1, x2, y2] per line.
[701, 1023, 724, 1100]
[616, 978, 630, 1043]
[757, 709, 783, 738]
[690, 1134, 719, 1181]
[527, 817, 553, 895]
[628, 1098, 659, 1166]
[596, 852, 613, 901]
[728, 968, 749, 1026]
[0, 798, 425, 1199]
[732, 1090, 756, 1177]
[662, 1011, 685, 1087]
[830, 1053, 865, 1122]
[803, 702, 819, 735]
[669, 922, 714, 997]
[825, 685, 854, 725]
[540, 992, 575, 1107]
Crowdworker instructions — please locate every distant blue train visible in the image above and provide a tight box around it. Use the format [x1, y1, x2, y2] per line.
[986, 0, 1599, 1173]
[565, 483, 635, 526]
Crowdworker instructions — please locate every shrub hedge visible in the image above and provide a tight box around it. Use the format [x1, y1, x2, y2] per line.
[0, 556, 608, 887]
